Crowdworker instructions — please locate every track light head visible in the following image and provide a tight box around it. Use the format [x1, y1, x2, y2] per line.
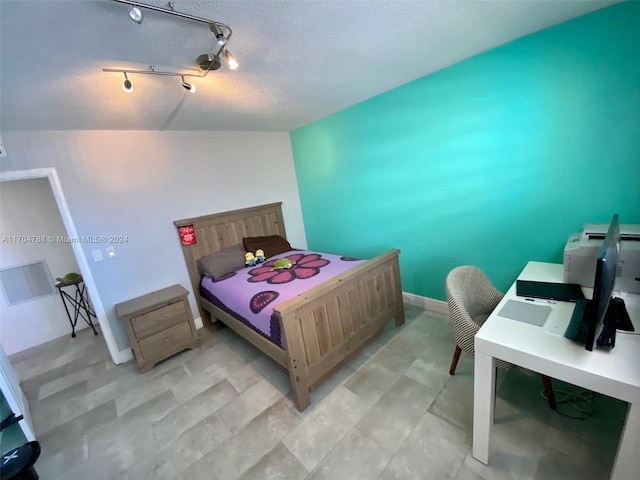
[210, 23, 227, 46]
[224, 50, 239, 70]
[181, 76, 196, 93]
[122, 73, 133, 93]
[128, 6, 143, 24]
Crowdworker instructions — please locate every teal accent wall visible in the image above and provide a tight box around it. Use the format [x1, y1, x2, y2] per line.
[290, 2, 640, 299]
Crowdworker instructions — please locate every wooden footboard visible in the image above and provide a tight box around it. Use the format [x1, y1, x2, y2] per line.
[275, 249, 404, 411]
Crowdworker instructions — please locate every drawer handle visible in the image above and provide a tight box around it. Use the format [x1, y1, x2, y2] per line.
[155, 315, 168, 323]
[162, 336, 173, 343]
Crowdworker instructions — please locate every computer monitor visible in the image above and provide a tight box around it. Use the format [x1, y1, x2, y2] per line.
[584, 213, 620, 351]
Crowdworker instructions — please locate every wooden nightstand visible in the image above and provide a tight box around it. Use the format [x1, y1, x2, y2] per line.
[115, 284, 200, 373]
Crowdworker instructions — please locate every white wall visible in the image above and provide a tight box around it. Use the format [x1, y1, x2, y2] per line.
[0, 131, 306, 355]
[0, 178, 85, 354]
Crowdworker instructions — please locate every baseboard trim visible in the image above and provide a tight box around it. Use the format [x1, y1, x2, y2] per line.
[402, 292, 448, 315]
[117, 348, 134, 364]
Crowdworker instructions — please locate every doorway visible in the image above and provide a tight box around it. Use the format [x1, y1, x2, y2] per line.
[0, 168, 121, 365]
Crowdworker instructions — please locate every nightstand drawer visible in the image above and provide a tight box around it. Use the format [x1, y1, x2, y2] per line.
[131, 301, 186, 339]
[138, 321, 192, 360]
[116, 284, 200, 373]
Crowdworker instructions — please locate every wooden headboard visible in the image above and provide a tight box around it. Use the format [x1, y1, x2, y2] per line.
[174, 202, 286, 324]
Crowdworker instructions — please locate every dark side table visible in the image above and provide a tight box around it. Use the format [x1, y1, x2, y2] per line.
[55, 275, 98, 337]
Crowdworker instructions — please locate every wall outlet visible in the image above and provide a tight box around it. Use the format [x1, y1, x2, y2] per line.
[92, 250, 103, 262]
[106, 247, 116, 258]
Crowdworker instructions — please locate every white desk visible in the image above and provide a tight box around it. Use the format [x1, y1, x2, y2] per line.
[473, 261, 640, 480]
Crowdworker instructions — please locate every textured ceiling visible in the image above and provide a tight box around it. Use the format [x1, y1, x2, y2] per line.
[0, 0, 618, 132]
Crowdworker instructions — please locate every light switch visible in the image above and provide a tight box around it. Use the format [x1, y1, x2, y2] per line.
[106, 247, 116, 258]
[92, 250, 103, 262]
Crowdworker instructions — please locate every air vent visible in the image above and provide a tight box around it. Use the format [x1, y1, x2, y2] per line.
[0, 261, 56, 305]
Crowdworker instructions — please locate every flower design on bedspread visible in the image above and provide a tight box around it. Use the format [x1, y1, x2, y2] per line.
[250, 291, 279, 313]
[247, 253, 330, 284]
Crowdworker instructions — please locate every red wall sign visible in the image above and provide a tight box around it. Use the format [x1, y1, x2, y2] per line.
[179, 225, 196, 246]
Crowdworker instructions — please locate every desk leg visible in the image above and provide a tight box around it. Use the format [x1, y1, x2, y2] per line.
[610, 401, 640, 480]
[473, 351, 496, 465]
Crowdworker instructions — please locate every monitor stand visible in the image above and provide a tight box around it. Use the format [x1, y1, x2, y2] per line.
[597, 320, 617, 349]
[611, 297, 634, 332]
[596, 297, 634, 349]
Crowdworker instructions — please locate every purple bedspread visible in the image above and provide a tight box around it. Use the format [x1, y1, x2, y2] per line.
[200, 250, 364, 348]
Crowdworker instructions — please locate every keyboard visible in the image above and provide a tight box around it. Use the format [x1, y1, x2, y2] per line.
[564, 298, 592, 344]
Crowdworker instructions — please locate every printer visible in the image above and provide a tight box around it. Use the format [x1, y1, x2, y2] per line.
[563, 222, 640, 295]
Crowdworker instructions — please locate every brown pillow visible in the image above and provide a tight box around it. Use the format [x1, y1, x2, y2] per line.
[243, 235, 292, 259]
[197, 243, 246, 279]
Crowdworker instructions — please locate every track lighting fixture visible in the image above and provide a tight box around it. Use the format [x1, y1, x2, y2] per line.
[104, 1, 238, 93]
[122, 73, 133, 93]
[128, 6, 143, 24]
[114, 69, 201, 93]
[224, 50, 239, 70]
[181, 76, 196, 93]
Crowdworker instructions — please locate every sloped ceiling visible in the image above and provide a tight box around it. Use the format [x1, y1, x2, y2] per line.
[0, 0, 618, 132]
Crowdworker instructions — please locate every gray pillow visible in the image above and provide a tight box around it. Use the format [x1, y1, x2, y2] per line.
[197, 243, 246, 279]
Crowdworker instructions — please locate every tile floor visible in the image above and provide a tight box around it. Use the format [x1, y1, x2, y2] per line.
[9, 304, 627, 480]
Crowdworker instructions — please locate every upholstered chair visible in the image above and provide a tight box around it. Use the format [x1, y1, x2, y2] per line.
[445, 265, 556, 410]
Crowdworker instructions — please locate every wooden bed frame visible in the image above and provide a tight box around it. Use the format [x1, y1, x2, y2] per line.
[174, 202, 405, 411]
